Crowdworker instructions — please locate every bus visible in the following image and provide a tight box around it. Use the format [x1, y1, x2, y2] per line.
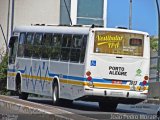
[7, 25, 150, 111]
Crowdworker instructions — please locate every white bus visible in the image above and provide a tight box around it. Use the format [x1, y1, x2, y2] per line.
[7, 25, 150, 111]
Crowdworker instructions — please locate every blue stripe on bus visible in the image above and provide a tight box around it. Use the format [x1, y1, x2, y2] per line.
[92, 78, 129, 84]
[19, 66, 26, 73]
[59, 77, 129, 84]
[67, 75, 85, 81]
[139, 82, 148, 86]
[8, 68, 129, 84]
[8, 69, 16, 72]
[8, 67, 26, 73]
[48, 72, 59, 77]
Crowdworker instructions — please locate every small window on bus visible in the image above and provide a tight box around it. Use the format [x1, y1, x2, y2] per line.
[32, 33, 43, 58]
[129, 38, 142, 46]
[60, 34, 72, 61]
[80, 35, 87, 63]
[17, 33, 26, 57]
[70, 35, 83, 63]
[26, 33, 34, 44]
[50, 34, 62, 60]
[33, 33, 43, 45]
[51, 34, 61, 47]
[9, 36, 18, 64]
[41, 45, 50, 59]
[42, 33, 52, 45]
[19, 33, 26, 44]
[23, 33, 34, 57]
[41, 33, 52, 59]
[62, 34, 72, 47]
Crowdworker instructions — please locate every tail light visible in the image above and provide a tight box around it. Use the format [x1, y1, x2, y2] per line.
[142, 80, 147, 86]
[86, 71, 91, 76]
[87, 76, 92, 81]
[86, 71, 92, 81]
[144, 76, 149, 80]
[142, 76, 148, 86]
[86, 71, 93, 87]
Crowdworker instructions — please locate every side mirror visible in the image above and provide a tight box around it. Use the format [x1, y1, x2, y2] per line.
[9, 36, 18, 48]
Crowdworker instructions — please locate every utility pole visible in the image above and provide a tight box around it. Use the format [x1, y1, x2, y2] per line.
[11, 0, 14, 36]
[147, 0, 160, 99]
[0, 24, 7, 50]
[156, 0, 160, 82]
[129, 0, 132, 29]
[7, 0, 11, 43]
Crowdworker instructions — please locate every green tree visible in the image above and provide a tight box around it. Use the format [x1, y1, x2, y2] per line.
[0, 53, 8, 94]
[150, 36, 158, 52]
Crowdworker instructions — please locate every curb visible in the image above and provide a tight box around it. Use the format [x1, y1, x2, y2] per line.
[141, 98, 160, 105]
[0, 98, 69, 120]
[145, 99, 160, 104]
[0, 95, 96, 120]
[0, 99, 52, 114]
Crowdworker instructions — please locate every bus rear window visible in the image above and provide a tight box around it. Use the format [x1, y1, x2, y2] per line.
[130, 38, 142, 46]
[94, 31, 144, 56]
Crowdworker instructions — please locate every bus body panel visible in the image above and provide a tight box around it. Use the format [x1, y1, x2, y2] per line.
[50, 61, 86, 99]
[86, 55, 149, 81]
[83, 28, 150, 101]
[11, 58, 53, 96]
[7, 64, 16, 91]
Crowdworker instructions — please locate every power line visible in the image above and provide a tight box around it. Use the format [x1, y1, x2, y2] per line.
[63, 0, 72, 25]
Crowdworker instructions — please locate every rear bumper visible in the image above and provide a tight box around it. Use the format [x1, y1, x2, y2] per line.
[83, 87, 147, 102]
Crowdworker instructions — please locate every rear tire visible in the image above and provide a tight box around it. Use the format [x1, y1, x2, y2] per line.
[52, 80, 73, 106]
[61, 99, 73, 107]
[99, 101, 118, 112]
[157, 111, 160, 120]
[52, 82, 61, 105]
[16, 74, 28, 100]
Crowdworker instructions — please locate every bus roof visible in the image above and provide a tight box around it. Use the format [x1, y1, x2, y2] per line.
[92, 27, 149, 36]
[14, 26, 90, 35]
[14, 25, 149, 36]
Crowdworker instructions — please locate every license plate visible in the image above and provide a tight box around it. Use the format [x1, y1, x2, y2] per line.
[112, 80, 122, 84]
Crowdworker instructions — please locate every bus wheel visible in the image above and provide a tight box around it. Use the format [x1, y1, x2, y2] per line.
[157, 111, 160, 120]
[61, 99, 73, 107]
[52, 82, 60, 105]
[16, 75, 28, 100]
[99, 101, 118, 112]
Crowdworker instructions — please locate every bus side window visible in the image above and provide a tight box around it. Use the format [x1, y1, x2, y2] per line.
[17, 33, 26, 57]
[80, 35, 87, 63]
[60, 34, 72, 61]
[24, 33, 34, 58]
[41, 33, 52, 59]
[32, 33, 43, 58]
[50, 34, 61, 60]
[9, 36, 18, 64]
[70, 35, 82, 63]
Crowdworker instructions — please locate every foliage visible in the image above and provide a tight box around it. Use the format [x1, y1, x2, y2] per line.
[0, 53, 8, 95]
[150, 36, 158, 52]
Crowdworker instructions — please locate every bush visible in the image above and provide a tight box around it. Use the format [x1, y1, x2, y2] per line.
[0, 54, 8, 94]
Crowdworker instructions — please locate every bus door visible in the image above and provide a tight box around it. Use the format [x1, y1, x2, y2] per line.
[7, 36, 19, 90]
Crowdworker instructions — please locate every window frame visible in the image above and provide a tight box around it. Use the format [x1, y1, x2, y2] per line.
[93, 31, 144, 57]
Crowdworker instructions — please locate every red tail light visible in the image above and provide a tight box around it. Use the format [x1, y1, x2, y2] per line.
[142, 80, 147, 85]
[87, 76, 92, 81]
[86, 71, 91, 76]
[144, 76, 149, 80]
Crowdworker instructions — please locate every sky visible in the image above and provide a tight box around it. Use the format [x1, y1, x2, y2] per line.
[107, 0, 158, 36]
